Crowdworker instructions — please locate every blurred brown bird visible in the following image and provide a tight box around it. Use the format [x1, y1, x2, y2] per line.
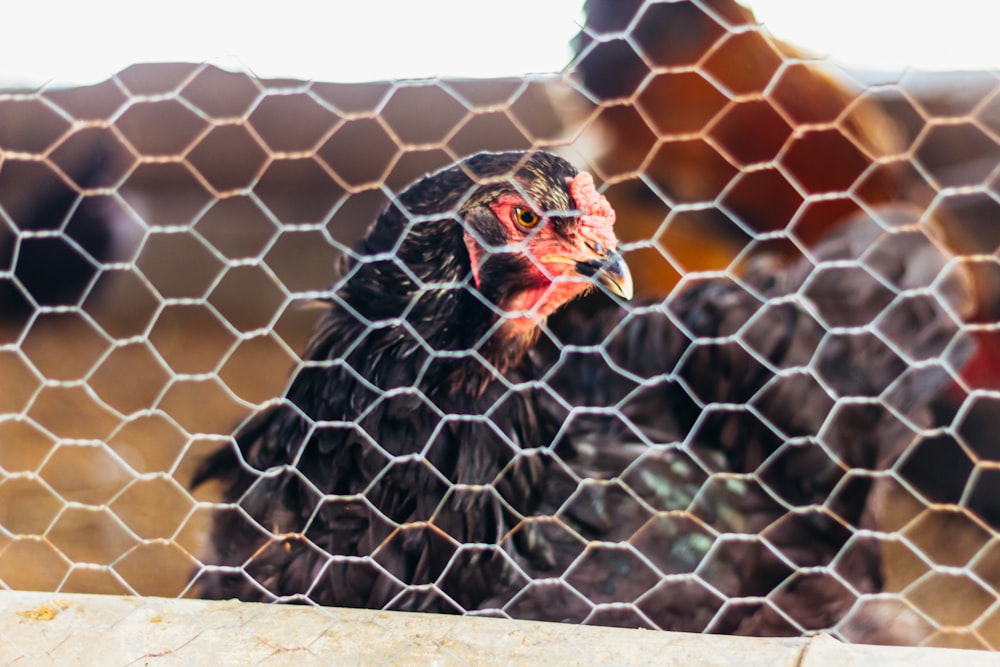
[570, 0, 910, 297]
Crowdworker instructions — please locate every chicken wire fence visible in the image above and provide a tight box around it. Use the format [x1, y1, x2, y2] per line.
[2, 0, 1000, 658]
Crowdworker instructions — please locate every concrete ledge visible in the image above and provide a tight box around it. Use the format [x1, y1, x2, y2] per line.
[1, 591, 999, 666]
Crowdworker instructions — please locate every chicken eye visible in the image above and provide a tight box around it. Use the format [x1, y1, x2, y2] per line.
[513, 207, 540, 228]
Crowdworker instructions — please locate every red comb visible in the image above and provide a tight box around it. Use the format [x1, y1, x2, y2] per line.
[567, 172, 617, 249]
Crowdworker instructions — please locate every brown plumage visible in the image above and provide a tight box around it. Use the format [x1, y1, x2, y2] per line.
[571, 0, 910, 297]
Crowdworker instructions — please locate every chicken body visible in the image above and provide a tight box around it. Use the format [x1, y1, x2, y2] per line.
[526, 207, 973, 639]
[194, 151, 632, 612]
[195, 153, 970, 641]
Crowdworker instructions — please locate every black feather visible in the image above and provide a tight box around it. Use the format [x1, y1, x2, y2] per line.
[526, 207, 973, 638]
[195, 151, 580, 609]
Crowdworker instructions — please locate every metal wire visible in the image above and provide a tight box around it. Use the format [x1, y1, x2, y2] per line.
[1, 0, 999, 654]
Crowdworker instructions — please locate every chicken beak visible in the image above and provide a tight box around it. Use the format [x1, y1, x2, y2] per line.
[575, 248, 634, 301]
[597, 249, 634, 300]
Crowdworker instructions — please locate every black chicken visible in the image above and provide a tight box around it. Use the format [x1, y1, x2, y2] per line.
[195, 150, 971, 643]
[193, 150, 634, 610]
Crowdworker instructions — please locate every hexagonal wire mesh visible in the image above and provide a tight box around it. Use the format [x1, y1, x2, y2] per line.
[1, 0, 1000, 656]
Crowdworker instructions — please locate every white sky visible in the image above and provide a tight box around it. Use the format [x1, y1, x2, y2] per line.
[1, 0, 997, 87]
[751, 0, 1000, 71]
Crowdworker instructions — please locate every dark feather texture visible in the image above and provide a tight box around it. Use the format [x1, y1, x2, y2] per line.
[195, 153, 971, 643]
[194, 151, 617, 611]
[526, 206, 974, 639]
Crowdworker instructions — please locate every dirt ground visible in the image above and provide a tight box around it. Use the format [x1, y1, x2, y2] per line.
[0, 299, 320, 599]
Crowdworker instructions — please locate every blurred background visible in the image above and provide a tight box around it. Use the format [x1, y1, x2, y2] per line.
[2, 0, 1000, 650]
[3, 0, 999, 86]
